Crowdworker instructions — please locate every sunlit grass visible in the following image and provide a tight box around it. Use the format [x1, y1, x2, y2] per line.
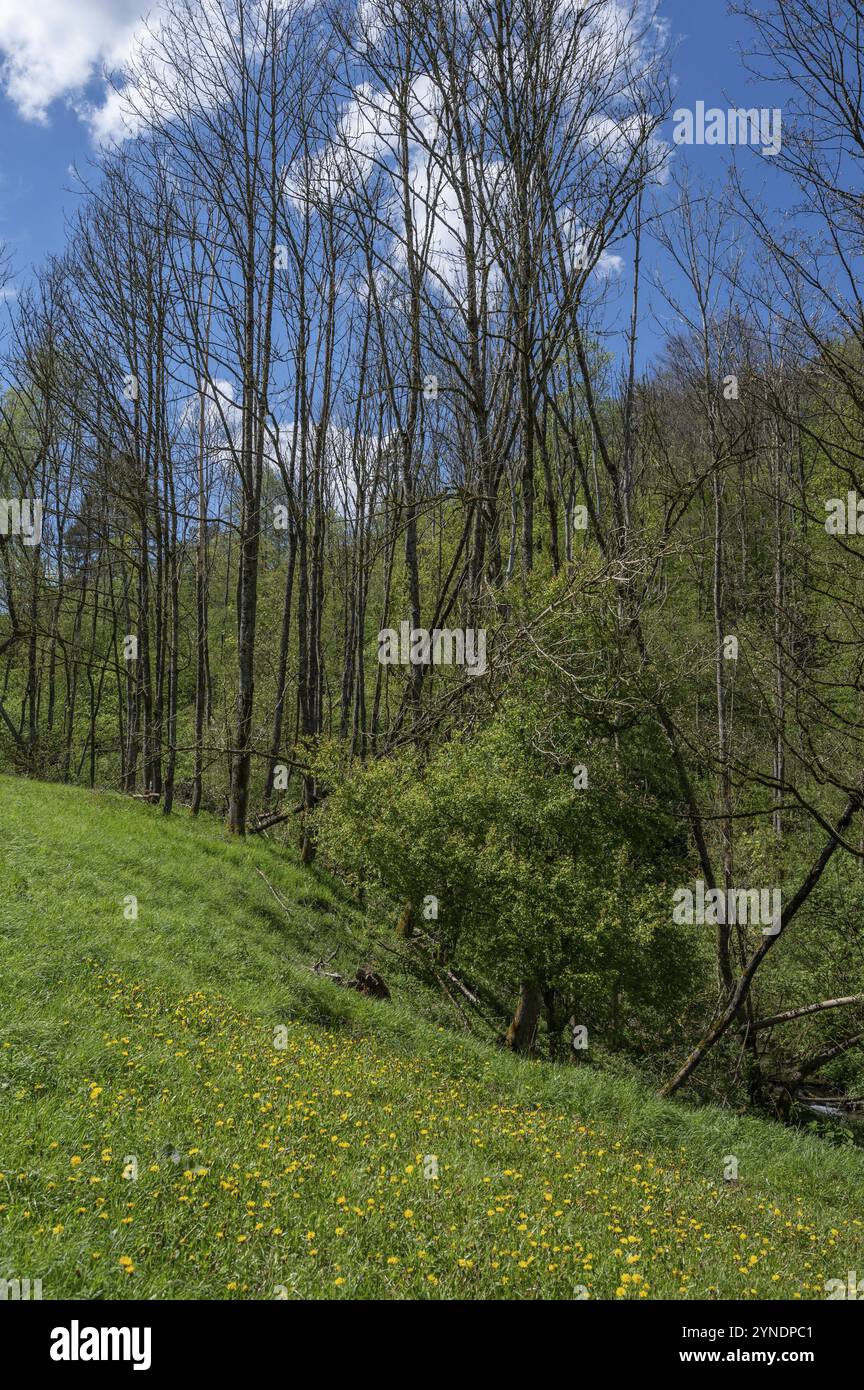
[1, 775, 863, 1299]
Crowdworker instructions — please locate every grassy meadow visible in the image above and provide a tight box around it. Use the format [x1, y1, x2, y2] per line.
[1, 775, 862, 1300]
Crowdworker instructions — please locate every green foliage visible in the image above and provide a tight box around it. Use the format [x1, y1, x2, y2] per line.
[315, 677, 700, 1052]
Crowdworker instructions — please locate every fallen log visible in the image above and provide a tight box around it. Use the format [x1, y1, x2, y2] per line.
[310, 957, 390, 1000]
[248, 804, 304, 835]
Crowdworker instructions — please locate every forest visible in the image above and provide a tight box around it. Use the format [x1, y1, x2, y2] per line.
[1, 0, 864, 1142]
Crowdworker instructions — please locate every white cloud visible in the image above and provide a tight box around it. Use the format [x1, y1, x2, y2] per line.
[0, 0, 263, 145]
[0, 0, 148, 127]
[77, 79, 144, 146]
[181, 375, 242, 446]
[285, 76, 439, 208]
[289, 0, 668, 301]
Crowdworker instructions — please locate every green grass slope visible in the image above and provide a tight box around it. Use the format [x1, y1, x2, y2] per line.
[1, 774, 862, 1301]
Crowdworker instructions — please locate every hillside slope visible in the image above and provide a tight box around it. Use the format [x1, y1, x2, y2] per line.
[1, 775, 862, 1300]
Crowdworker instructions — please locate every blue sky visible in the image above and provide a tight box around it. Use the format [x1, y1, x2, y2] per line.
[0, 1, 797, 368]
